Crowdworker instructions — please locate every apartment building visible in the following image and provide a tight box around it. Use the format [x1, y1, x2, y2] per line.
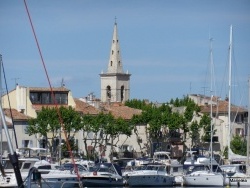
[188, 94, 248, 155]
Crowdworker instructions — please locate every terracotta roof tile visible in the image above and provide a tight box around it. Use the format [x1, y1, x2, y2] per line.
[32, 100, 100, 115]
[74, 99, 100, 115]
[200, 100, 247, 113]
[101, 102, 142, 120]
[3, 108, 31, 120]
[32, 105, 68, 111]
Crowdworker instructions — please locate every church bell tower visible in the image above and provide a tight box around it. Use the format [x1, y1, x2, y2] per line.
[100, 21, 131, 103]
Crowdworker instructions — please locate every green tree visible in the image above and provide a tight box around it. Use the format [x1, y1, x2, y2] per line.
[106, 116, 132, 161]
[200, 113, 211, 142]
[26, 107, 60, 137]
[126, 97, 201, 157]
[80, 113, 104, 160]
[80, 114, 95, 159]
[26, 106, 81, 160]
[80, 112, 132, 162]
[230, 135, 247, 156]
[189, 120, 202, 146]
[170, 96, 201, 155]
[26, 107, 60, 153]
[59, 106, 82, 138]
[125, 99, 150, 110]
[199, 113, 217, 145]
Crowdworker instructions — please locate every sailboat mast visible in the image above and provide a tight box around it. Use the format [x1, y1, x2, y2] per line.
[0, 55, 23, 188]
[0, 55, 2, 164]
[209, 37, 214, 171]
[247, 77, 250, 171]
[228, 25, 233, 163]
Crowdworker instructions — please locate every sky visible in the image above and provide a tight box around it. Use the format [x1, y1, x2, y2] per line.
[0, 0, 250, 107]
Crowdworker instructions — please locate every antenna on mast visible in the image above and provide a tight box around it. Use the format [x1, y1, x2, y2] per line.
[61, 78, 65, 87]
[12, 78, 20, 87]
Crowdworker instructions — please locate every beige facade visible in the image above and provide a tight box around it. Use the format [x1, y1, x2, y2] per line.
[2, 85, 76, 118]
[1, 85, 77, 154]
[0, 108, 38, 153]
[187, 94, 248, 155]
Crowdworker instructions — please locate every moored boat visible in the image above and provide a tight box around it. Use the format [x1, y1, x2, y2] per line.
[183, 165, 225, 187]
[82, 162, 123, 187]
[126, 163, 175, 187]
[221, 163, 250, 187]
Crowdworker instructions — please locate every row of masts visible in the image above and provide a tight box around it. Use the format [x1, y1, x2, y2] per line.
[0, 55, 24, 187]
[227, 25, 250, 172]
[207, 25, 250, 172]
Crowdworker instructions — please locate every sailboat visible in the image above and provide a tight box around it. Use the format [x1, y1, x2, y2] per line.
[220, 25, 250, 187]
[183, 36, 225, 187]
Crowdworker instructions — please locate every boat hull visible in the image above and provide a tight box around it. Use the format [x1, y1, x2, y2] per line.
[82, 176, 123, 187]
[183, 172, 225, 187]
[127, 174, 174, 187]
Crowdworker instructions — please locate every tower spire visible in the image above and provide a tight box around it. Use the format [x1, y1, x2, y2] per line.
[100, 20, 131, 103]
[107, 20, 123, 73]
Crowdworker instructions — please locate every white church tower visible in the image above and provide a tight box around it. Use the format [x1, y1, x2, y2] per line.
[100, 21, 131, 103]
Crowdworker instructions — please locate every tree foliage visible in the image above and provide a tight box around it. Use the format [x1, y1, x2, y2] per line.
[80, 112, 132, 161]
[125, 99, 151, 110]
[26, 96, 204, 160]
[26, 106, 81, 158]
[200, 113, 211, 142]
[126, 97, 201, 156]
[230, 135, 247, 156]
[199, 113, 217, 144]
[189, 120, 202, 146]
[27, 107, 60, 137]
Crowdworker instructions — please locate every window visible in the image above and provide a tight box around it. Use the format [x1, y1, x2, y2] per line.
[37, 165, 51, 170]
[54, 93, 68, 104]
[106, 86, 111, 99]
[121, 86, 124, 101]
[30, 93, 42, 104]
[23, 163, 31, 170]
[30, 93, 35, 102]
[40, 139, 46, 148]
[112, 50, 114, 55]
[30, 92, 68, 105]
[22, 140, 29, 147]
[42, 93, 50, 104]
[121, 145, 129, 152]
[236, 128, 244, 136]
[235, 114, 244, 123]
[110, 61, 113, 66]
[212, 136, 219, 142]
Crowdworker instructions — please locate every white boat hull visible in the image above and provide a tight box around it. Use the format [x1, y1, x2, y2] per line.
[183, 171, 225, 187]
